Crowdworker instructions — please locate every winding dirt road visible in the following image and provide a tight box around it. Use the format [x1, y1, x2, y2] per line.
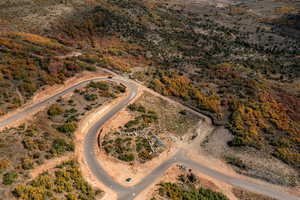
[0, 76, 299, 200]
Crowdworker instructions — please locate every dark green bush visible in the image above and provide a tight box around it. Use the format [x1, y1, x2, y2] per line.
[3, 171, 18, 185]
[125, 119, 140, 128]
[128, 103, 146, 112]
[114, 85, 126, 93]
[84, 94, 98, 101]
[118, 153, 134, 162]
[179, 110, 187, 115]
[57, 122, 77, 133]
[47, 105, 64, 116]
[158, 182, 229, 200]
[50, 138, 74, 155]
[88, 81, 109, 91]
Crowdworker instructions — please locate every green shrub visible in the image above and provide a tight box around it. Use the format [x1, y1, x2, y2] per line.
[22, 137, 38, 150]
[13, 184, 50, 199]
[158, 182, 229, 200]
[84, 105, 92, 111]
[47, 105, 64, 116]
[136, 142, 143, 152]
[66, 193, 78, 200]
[84, 94, 98, 101]
[78, 62, 97, 71]
[57, 122, 77, 133]
[125, 119, 140, 128]
[114, 85, 126, 93]
[138, 113, 158, 124]
[13, 160, 98, 200]
[128, 104, 146, 112]
[24, 128, 38, 137]
[179, 110, 187, 115]
[3, 171, 18, 185]
[79, 55, 101, 64]
[118, 153, 135, 162]
[50, 138, 74, 155]
[21, 158, 34, 170]
[88, 81, 109, 91]
[74, 89, 81, 93]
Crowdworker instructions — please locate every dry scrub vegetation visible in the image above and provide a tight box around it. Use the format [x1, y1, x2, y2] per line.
[0, 32, 99, 115]
[13, 160, 103, 200]
[232, 187, 276, 200]
[150, 167, 229, 200]
[148, 165, 278, 200]
[0, 81, 123, 199]
[0, 0, 299, 188]
[101, 91, 199, 164]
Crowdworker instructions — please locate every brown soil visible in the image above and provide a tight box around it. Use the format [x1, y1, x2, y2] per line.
[0, 70, 110, 131]
[74, 85, 139, 199]
[185, 150, 300, 198]
[95, 88, 205, 186]
[136, 164, 238, 200]
[96, 124, 209, 187]
[29, 153, 74, 181]
[93, 70, 300, 199]
[96, 141, 179, 187]
[201, 127, 300, 189]
[2, 65, 298, 199]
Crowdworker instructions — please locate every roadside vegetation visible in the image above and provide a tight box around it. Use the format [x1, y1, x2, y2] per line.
[13, 160, 103, 200]
[0, 80, 123, 199]
[0, 0, 299, 187]
[101, 92, 199, 163]
[0, 32, 99, 115]
[45, 0, 300, 180]
[102, 103, 161, 163]
[150, 165, 277, 200]
[232, 187, 277, 200]
[151, 172, 229, 200]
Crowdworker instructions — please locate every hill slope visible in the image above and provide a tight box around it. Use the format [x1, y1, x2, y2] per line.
[0, 0, 299, 186]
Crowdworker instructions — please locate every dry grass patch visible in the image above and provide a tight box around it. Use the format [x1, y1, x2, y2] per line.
[232, 187, 277, 200]
[9, 32, 64, 49]
[274, 6, 298, 14]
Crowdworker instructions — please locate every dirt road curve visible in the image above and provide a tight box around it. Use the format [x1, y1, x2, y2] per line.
[0, 77, 298, 200]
